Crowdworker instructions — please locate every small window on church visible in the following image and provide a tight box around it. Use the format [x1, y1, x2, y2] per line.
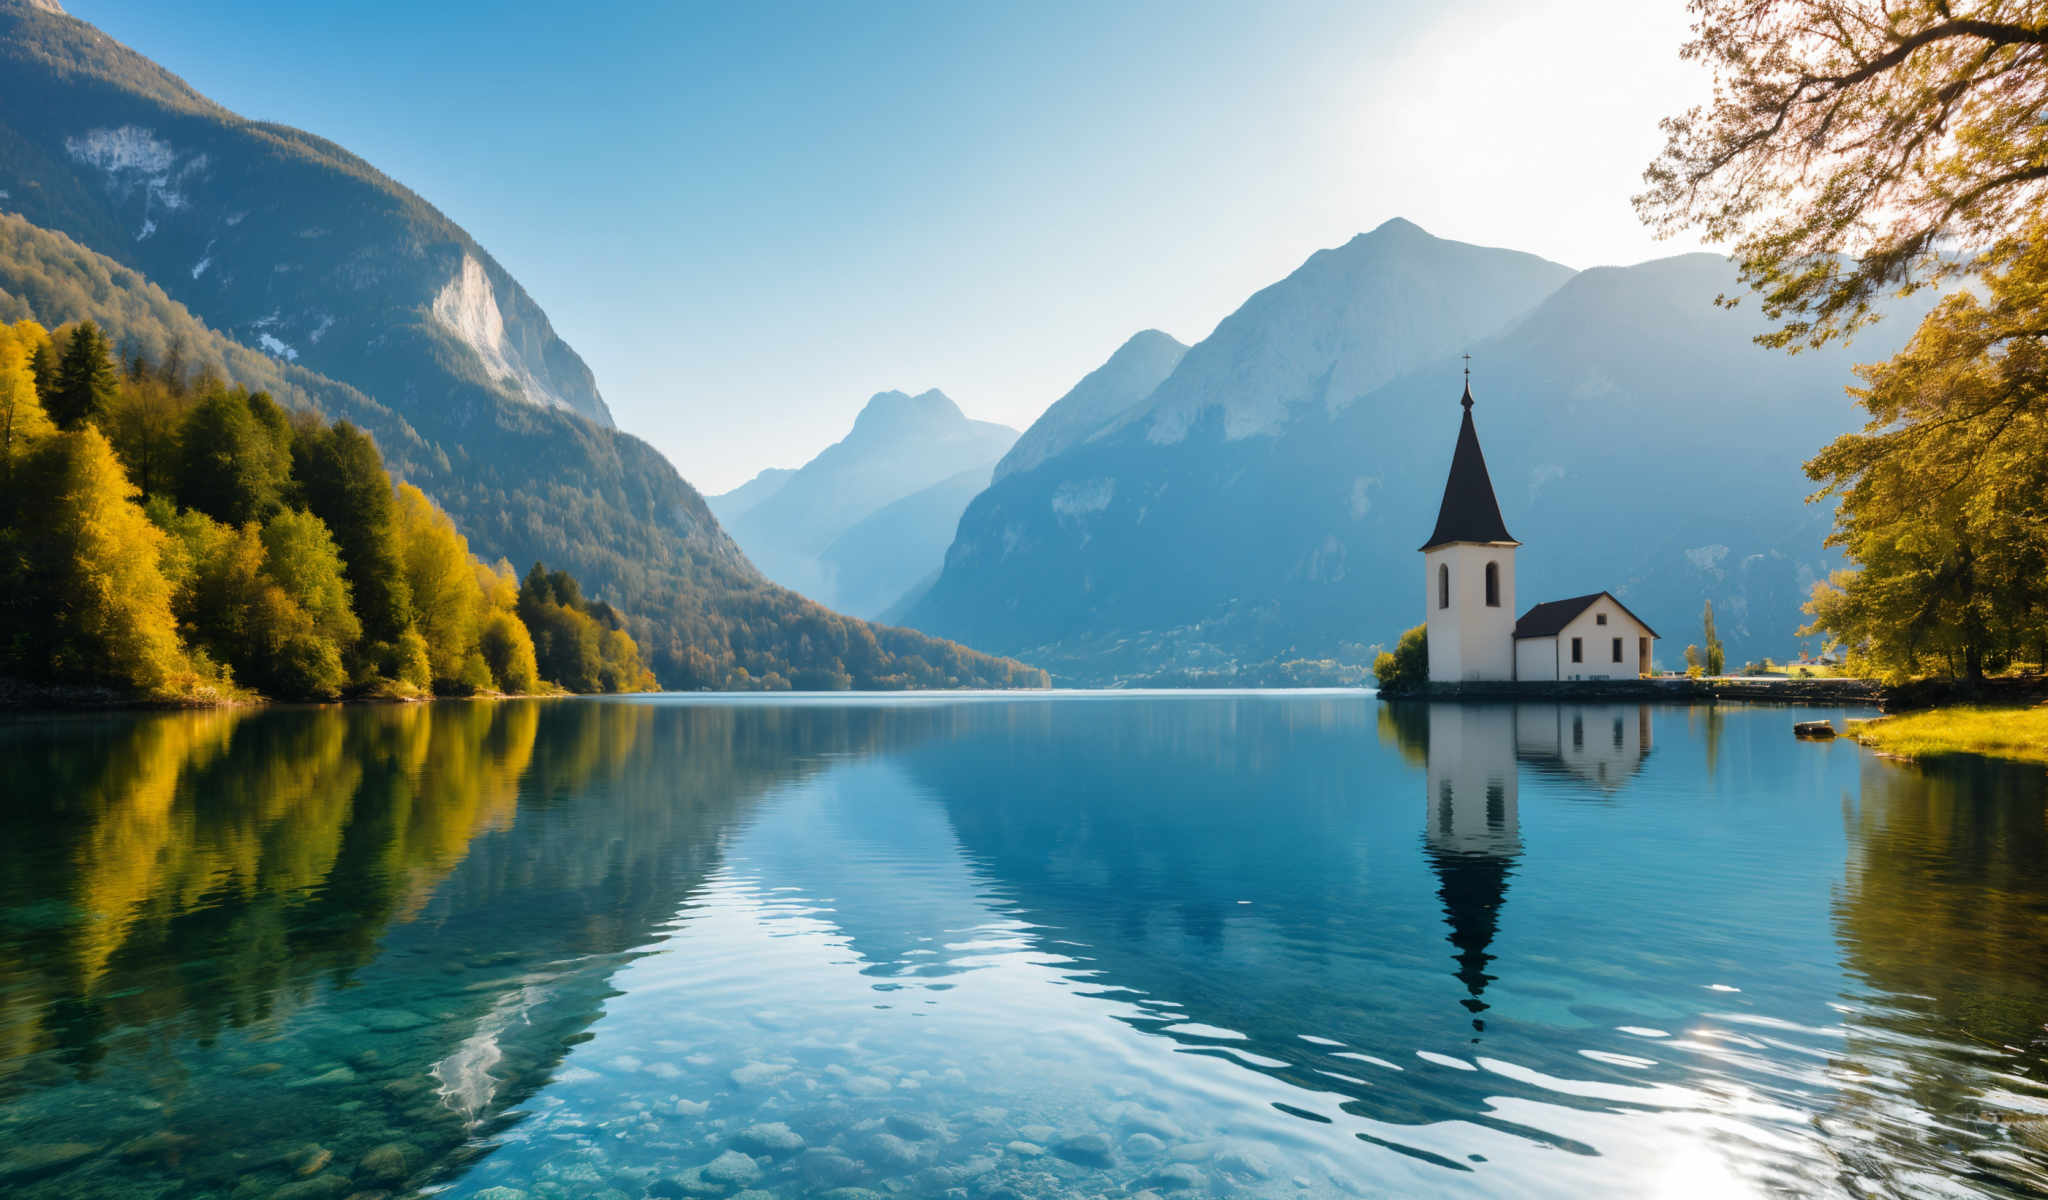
[1484, 562, 1499, 607]
[1438, 564, 1449, 610]
[1596, 612, 1608, 625]
[1571, 637, 1583, 663]
[1612, 637, 1623, 662]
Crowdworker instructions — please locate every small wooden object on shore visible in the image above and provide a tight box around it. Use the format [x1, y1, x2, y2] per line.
[1793, 720, 1837, 739]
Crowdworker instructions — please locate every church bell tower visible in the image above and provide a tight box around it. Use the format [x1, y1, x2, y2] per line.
[1420, 372, 1519, 683]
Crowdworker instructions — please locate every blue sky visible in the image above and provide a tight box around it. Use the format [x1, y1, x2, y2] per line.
[68, 0, 1703, 493]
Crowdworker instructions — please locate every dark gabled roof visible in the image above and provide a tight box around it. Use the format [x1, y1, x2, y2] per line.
[1513, 591, 1661, 640]
[1420, 382, 1516, 550]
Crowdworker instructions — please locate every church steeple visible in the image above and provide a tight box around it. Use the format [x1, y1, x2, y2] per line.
[1420, 376, 1516, 551]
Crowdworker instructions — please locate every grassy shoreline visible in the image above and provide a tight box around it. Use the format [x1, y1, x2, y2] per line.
[1849, 706, 2048, 766]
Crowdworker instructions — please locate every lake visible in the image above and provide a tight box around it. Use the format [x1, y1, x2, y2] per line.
[1, 693, 2044, 1198]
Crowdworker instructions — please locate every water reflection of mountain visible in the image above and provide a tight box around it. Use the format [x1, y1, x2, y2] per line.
[0, 700, 938, 1198]
[897, 697, 1659, 1151]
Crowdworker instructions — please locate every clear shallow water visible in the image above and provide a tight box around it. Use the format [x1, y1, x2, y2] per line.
[0, 694, 2045, 1199]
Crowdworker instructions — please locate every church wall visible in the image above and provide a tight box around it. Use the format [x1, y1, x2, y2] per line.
[1424, 542, 1517, 683]
[1515, 637, 1559, 681]
[1549, 598, 1655, 680]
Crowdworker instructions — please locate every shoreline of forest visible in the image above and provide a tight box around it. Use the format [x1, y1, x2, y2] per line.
[0, 678, 604, 714]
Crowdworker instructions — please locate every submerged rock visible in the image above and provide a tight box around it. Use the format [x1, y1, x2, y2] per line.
[0, 1141, 103, 1179]
[1053, 1132, 1113, 1166]
[355, 1141, 422, 1183]
[357, 1009, 433, 1032]
[862, 1131, 921, 1167]
[1144, 1163, 1206, 1192]
[1122, 1132, 1165, 1159]
[700, 1149, 762, 1184]
[884, 1111, 946, 1142]
[270, 1174, 353, 1200]
[286, 1067, 357, 1089]
[794, 1149, 864, 1188]
[734, 1122, 805, 1154]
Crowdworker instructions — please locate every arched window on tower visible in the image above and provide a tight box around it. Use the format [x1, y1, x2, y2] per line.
[1438, 564, 1450, 610]
[1484, 562, 1500, 608]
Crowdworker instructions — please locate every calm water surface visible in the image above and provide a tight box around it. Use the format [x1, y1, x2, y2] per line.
[1, 694, 2045, 1198]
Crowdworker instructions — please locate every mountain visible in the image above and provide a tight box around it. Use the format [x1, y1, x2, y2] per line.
[720, 388, 1016, 606]
[706, 466, 796, 527]
[0, 3, 1044, 690]
[818, 467, 994, 620]
[994, 329, 1186, 482]
[0, 2, 608, 428]
[1119, 218, 1575, 445]
[905, 230, 1925, 683]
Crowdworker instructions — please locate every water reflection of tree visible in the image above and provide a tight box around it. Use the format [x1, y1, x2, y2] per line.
[0, 703, 542, 1077]
[1829, 755, 2048, 1192]
[0, 699, 950, 1198]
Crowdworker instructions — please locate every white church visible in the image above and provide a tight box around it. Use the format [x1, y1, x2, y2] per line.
[1420, 378, 1659, 683]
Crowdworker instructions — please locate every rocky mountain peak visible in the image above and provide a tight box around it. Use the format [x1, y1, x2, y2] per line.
[850, 388, 967, 438]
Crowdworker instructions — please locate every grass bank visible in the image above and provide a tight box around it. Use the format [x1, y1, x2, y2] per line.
[1850, 705, 2048, 766]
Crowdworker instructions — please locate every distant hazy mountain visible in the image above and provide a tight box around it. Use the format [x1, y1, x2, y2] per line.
[1120, 218, 1574, 445]
[707, 466, 797, 527]
[722, 389, 1016, 605]
[995, 330, 1186, 482]
[906, 226, 1923, 683]
[0, 2, 1043, 690]
[820, 467, 994, 620]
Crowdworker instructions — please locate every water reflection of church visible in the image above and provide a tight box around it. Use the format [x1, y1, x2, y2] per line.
[1421, 704, 1653, 1032]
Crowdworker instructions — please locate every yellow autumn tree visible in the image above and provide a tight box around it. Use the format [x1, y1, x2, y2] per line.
[392, 482, 491, 692]
[8, 426, 194, 694]
[476, 558, 541, 694]
[0, 321, 56, 478]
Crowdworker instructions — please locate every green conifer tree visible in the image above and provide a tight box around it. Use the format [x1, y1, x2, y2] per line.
[47, 321, 122, 429]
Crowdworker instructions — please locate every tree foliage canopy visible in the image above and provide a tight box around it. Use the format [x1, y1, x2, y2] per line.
[1638, 0, 2048, 349]
[1804, 240, 2048, 679]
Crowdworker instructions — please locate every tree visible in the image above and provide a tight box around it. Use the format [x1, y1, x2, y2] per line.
[1638, 2, 2048, 350]
[47, 320, 122, 429]
[103, 374, 187, 499]
[0, 322, 56, 483]
[476, 559, 540, 693]
[1372, 624, 1428, 693]
[3, 425, 192, 693]
[295, 421, 412, 645]
[1702, 599, 1726, 676]
[392, 483, 488, 691]
[1684, 643, 1703, 677]
[1803, 259, 2048, 681]
[175, 514, 351, 700]
[174, 387, 292, 525]
[260, 509, 362, 659]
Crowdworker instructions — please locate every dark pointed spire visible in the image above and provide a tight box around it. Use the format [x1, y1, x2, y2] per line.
[1427, 847, 1515, 1033]
[1420, 376, 1516, 551]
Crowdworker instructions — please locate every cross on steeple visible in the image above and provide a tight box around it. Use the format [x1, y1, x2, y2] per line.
[1461, 354, 1474, 409]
